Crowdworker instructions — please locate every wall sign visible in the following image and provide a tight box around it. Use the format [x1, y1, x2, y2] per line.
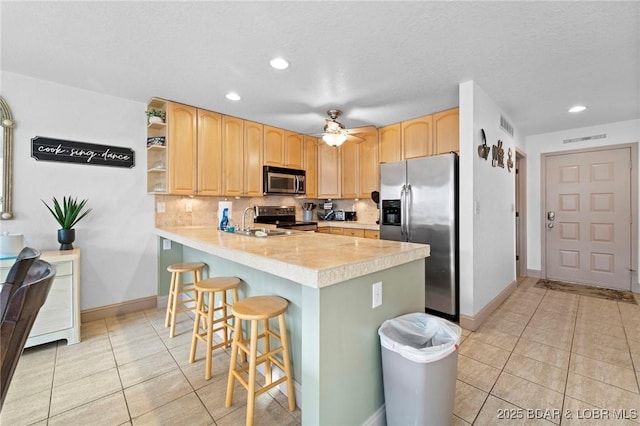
[31, 136, 135, 168]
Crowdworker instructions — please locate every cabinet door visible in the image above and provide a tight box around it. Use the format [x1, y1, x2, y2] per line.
[284, 131, 304, 169]
[341, 141, 359, 198]
[244, 120, 264, 196]
[378, 124, 401, 163]
[433, 108, 460, 154]
[364, 229, 380, 239]
[317, 142, 341, 198]
[222, 116, 244, 196]
[344, 228, 365, 238]
[304, 136, 318, 198]
[330, 227, 344, 235]
[197, 109, 223, 195]
[264, 126, 285, 166]
[402, 114, 433, 159]
[358, 131, 379, 198]
[167, 102, 197, 194]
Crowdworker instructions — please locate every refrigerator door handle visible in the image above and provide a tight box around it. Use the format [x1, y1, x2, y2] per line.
[405, 183, 412, 240]
[400, 184, 407, 240]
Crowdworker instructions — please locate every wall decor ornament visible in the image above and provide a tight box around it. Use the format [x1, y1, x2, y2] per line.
[31, 136, 135, 168]
[477, 128, 490, 160]
[507, 148, 514, 172]
[492, 140, 505, 168]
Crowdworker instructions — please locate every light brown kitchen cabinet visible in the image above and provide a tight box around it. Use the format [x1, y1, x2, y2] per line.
[364, 229, 380, 239]
[341, 141, 359, 198]
[197, 109, 223, 196]
[402, 115, 434, 159]
[317, 142, 341, 198]
[343, 228, 365, 238]
[244, 120, 264, 196]
[330, 228, 344, 235]
[378, 123, 401, 163]
[167, 101, 197, 195]
[358, 131, 379, 198]
[146, 98, 168, 193]
[304, 136, 318, 198]
[433, 108, 459, 154]
[222, 116, 244, 196]
[264, 126, 284, 166]
[317, 228, 331, 234]
[284, 131, 304, 169]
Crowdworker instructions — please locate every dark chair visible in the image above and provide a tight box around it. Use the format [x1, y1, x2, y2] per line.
[0, 259, 55, 411]
[1, 247, 41, 321]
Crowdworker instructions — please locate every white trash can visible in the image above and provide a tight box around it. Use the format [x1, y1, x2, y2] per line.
[378, 313, 461, 426]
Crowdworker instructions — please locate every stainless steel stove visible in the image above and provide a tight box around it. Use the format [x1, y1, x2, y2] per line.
[253, 206, 318, 231]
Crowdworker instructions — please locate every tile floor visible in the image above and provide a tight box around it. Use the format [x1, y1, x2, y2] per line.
[2, 277, 640, 425]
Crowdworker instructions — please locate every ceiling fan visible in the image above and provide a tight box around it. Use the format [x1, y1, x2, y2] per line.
[318, 109, 375, 147]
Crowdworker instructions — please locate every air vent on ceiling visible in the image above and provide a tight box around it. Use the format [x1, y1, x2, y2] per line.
[563, 133, 606, 144]
[499, 115, 514, 137]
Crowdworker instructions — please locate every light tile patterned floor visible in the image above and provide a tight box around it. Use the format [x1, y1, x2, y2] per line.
[3, 277, 640, 425]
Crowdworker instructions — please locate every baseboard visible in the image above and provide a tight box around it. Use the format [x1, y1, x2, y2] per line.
[459, 279, 517, 331]
[527, 269, 542, 278]
[362, 404, 386, 426]
[81, 296, 157, 323]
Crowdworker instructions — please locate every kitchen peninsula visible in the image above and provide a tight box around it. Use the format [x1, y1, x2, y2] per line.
[155, 226, 429, 425]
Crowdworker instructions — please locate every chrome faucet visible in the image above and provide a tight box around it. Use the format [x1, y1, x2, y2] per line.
[241, 206, 255, 231]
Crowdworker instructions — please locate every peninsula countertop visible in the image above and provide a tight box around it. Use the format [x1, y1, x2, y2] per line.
[155, 226, 429, 289]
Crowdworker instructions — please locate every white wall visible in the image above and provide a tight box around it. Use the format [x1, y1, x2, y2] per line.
[0, 72, 157, 310]
[525, 119, 640, 286]
[459, 81, 522, 317]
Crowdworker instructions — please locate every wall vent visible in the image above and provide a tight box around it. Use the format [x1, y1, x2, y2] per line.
[499, 115, 514, 137]
[563, 133, 606, 144]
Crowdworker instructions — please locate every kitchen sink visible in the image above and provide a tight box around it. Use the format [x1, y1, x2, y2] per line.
[232, 227, 297, 237]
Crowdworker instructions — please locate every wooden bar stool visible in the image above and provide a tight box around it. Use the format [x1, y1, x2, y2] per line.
[164, 262, 205, 338]
[189, 276, 241, 380]
[225, 295, 295, 426]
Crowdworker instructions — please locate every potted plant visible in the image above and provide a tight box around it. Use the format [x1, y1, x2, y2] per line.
[42, 196, 92, 250]
[146, 108, 166, 124]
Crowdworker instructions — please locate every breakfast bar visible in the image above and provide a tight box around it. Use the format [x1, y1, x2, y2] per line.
[155, 226, 429, 425]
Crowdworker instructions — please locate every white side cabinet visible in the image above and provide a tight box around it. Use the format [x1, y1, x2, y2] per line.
[1, 249, 81, 347]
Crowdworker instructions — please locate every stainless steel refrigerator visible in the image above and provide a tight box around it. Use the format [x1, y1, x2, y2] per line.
[379, 153, 458, 319]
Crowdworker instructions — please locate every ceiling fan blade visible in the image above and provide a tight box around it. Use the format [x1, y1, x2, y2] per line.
[346, 125, 377, 135]
[345, 134, 366, 143]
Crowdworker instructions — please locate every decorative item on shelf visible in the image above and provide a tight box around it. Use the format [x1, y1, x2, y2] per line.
[477, 129, 490, 160]
[147, 136, 166, 147]
[41, 196, 92, 250]
[492, 140, 505, 168]
[507, 148, 514, 172]
[146, 109, 166, 124]
[152, 160, 165, 170]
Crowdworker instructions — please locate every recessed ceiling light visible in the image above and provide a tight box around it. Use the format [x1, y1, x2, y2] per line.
[225, 92, 241, 101]
[270, 57, 289, 70]
[568, 105, 586, 113]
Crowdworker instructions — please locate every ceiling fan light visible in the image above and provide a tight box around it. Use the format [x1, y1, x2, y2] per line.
[323, 133, 347, 147]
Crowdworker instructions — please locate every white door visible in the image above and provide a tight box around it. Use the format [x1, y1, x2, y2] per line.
[545, 148, 631, 290]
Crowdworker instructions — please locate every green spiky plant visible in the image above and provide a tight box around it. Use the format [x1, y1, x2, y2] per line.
[42, 196, 92, 229]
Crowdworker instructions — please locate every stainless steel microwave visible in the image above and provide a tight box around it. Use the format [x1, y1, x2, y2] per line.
[263, 166, 306, 195]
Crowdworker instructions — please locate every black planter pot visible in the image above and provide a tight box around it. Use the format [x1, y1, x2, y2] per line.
[57, 229, 76, 250]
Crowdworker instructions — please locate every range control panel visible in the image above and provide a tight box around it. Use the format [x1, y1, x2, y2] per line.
[255, 206, 296, 217]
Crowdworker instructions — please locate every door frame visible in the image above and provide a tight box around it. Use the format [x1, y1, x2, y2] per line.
[540, 143, 638, 290]
[516, 148, 527, 278]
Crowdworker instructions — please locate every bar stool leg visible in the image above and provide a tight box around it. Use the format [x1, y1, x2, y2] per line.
[263, 318, 272, 385]
[225, 319, 241, 408]
[165, 272, 177, 328]
[279, 313, 296, 411]
[169, 274, 181, 338]
[246, 319, 259, 426]
[189, 289, 204, 363]
[204, 290, 215, 380]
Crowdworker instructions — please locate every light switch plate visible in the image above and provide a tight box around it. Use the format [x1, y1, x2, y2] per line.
[372, 282, 382, 308]
[162, 239, 171, 250]
[157, 201, 166, 213]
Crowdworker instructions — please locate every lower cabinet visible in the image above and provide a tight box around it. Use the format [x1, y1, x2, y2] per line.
[317, 227, 379, 239]
[0, 249, 81, 347]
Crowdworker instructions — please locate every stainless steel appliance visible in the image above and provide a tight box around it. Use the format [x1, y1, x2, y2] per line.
[380, 153, 458, 319]
[253, 205, 318, 231]
[263, 166, 306, 195]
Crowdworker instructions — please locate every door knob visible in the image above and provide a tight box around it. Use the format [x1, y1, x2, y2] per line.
[547, 211, 556, 221]
[547, 223, 554, 229]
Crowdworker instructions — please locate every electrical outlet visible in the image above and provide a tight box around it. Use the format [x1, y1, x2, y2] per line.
[372, 282, 382, 308]
[162, 239, 171, 250]
[185, 201, 192, 213]
[157, 201, 166, 213]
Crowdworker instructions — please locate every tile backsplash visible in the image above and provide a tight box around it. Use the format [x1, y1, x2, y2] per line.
[154, 195, 379, 227]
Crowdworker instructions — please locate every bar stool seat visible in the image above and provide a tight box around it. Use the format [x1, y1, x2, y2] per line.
[189, 276, 241, 380]
[164, 262, 205, 338]
[225, 295, 295, 426]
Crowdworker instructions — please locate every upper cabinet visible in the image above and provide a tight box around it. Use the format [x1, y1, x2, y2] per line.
[146, 98, 168, 193]
[433, 108, 460, 155]
[304, 136, 318, 199]
[317, 143, 341, 199]
[379, 107, 459, 163]
[197, 109, 223, 196]
[244, 120, 264, 197]
[341, 141, 359, 199]
[264, 126, 304, 169]
[167, 102, 197, 195]
[358, 131, 379, 199]
[379, 124, 401, 164]
[402, 115, 434, 159]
